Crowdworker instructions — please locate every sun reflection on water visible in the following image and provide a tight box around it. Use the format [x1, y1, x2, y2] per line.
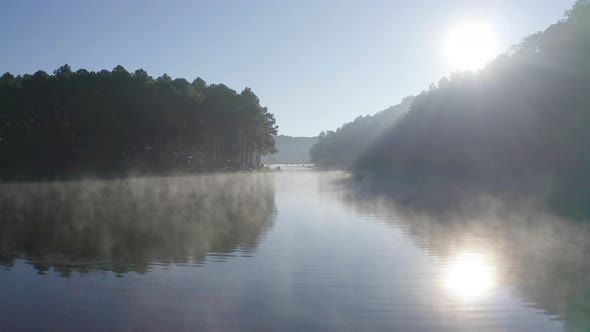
[443, 252, 496, 301]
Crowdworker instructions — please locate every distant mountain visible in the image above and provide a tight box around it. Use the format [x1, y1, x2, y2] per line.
[263, 135, 317, 164]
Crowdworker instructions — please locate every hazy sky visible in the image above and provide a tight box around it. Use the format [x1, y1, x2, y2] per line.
[0, 0, 574, 136]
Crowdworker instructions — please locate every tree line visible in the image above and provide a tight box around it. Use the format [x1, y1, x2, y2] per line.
[311, 0, 590, 216]
[0, 65, 278, 179]
[310, 96, 414, 168]
[358, 0, 590, 182]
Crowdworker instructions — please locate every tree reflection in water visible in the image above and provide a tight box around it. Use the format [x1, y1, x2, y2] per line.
[0, 174, 276, 277]
[337, 176, 590, 332]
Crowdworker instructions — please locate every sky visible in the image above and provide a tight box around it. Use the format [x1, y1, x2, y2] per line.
[0, 0, 575, 136]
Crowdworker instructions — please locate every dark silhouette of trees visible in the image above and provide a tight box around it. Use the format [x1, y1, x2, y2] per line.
[310, 96, 414, 168]
[0, 66, 278, 179]
[307, 0, 590, 217]
[341, 0, 590, 217]
[358, 0, 590, 187]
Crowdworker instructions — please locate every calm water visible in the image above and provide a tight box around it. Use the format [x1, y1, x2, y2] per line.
[1, 169, 589, 331]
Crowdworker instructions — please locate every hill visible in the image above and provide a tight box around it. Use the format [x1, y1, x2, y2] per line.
[356, 0, 590, 217]
[311, 0, 590, 218]
[262, 135, 317, 164]
[310, 96, 414, 168]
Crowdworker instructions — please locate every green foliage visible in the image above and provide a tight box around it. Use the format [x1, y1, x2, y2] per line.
[310, 96, 414, 168]
[0, 66, 278, 179]
[357, 0, 590, 182]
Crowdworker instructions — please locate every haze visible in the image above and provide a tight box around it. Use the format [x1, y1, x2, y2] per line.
[0, 0, 572, 136]
[2, 1, 590, 331]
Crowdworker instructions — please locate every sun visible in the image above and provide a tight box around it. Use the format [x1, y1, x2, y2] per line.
[445, 21, 498, 71]
[443, 252, 496, 301]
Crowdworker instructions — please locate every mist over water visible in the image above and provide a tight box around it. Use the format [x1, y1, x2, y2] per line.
[0, 170, 588, 331]
[339, 174, 590, 332]
[0, 174, 276, 276]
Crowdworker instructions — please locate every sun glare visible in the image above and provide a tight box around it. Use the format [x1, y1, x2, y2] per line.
[443, 252, 496, 301]
[445, 21, 498, 71]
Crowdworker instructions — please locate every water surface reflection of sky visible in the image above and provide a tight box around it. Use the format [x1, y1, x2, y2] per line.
[0, 170, 588, 331]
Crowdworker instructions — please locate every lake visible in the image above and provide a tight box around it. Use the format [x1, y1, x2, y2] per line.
[1, 168, 589, 331]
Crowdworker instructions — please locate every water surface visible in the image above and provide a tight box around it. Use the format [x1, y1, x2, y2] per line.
[1, 169, 589, 331]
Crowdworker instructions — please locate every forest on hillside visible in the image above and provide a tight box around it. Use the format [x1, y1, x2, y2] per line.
[0, 66, 278, 179]
[312, 0, 590, 216]
[359, 0, 590, 180]
[310, 96, 414, 168]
